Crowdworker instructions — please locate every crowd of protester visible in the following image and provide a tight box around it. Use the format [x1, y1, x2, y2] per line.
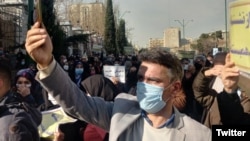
[1, 44, 250, 141]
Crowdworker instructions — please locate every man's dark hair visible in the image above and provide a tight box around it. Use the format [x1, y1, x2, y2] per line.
[0, 59, 12, 86]
[138, 47, 183, 82]
[180, 58, 189, 64]
[213, 52, 227, 65]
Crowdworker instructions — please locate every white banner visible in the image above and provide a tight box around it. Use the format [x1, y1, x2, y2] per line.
[103, 65, 126, 83]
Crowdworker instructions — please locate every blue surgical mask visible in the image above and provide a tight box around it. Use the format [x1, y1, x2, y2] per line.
[75, 68, 84, 75]
[136, 82, 172, 114]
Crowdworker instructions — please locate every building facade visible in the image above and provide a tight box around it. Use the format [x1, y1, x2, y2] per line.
[68, 2, 105, 36]
[149, 38, 164, 48]
[163, 27, 180, 48]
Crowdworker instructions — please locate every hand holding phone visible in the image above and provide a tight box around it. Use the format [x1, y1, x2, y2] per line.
[34, 0, 42, 23]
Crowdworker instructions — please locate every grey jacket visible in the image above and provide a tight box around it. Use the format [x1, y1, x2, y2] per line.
[37, 62, 211, 141]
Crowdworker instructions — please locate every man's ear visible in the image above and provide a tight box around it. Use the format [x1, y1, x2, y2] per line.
[171, 80, 182, 94]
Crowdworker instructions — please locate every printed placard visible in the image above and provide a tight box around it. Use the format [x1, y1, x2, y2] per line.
[229, 0, 250, 77]
[38, 107, 76, 137]
[103, 65, 126, 83]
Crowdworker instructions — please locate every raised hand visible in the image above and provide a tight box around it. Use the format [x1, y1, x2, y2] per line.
[25, 22, 53, 68]
[204, 65, 224, 77]
[221, 53, 240, 93]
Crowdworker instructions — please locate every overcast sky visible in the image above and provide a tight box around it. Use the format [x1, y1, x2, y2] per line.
[85, 0, 235, 47]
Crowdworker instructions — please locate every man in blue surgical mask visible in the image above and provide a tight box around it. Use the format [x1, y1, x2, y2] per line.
[25, 22, 211, 141]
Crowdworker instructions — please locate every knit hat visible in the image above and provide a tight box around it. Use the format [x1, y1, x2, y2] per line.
[15, 68, 35, 84]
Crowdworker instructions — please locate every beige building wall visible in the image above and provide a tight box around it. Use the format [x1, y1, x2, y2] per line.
[68, 2, 105, 36]
[149, 38, 164, 48]
[164, 27, 180, 48]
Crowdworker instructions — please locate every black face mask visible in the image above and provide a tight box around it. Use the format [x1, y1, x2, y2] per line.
[194, 63, 203, 71]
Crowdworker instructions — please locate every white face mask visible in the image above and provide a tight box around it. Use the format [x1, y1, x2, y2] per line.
[183, 64, 189, 70]
[16, 83, 31, 88]
[63, 59, 67, 63]
[63, 65, 69, 70]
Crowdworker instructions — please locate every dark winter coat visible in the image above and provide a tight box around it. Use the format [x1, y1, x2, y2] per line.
[193, 68, 250, 128]
[0, 91, 42, 141]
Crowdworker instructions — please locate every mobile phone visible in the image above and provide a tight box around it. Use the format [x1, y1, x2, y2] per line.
[34, 0, 42, 23]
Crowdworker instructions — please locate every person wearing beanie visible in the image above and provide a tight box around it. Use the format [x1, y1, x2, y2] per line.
[14, 68, 44, 108]
[0, 59, 41, 141]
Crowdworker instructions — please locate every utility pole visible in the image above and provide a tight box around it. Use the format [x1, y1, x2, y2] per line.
[174, 19, 193, 40]
[225, 0, 228, 49]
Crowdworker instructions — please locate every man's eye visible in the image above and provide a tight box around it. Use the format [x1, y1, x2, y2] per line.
[149, 80, 159, 83]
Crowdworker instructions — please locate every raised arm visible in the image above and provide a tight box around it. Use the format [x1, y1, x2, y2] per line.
[25, 22, 113, 131]
[192, 67, 217, 108]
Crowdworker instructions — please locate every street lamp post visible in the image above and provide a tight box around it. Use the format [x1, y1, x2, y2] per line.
[119, 10, 131, 19]
[117, 10, 131, 26]
[174, 19, 193, 40]
[115, 10, 131, 32]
